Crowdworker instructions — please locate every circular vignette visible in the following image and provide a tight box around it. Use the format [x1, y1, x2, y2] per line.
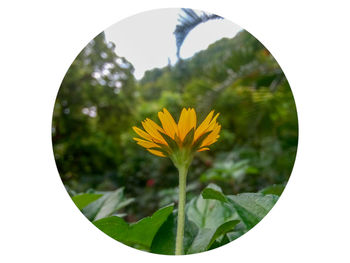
[51, 8, 298, 255]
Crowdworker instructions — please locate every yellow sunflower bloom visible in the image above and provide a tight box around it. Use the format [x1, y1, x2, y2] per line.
[132, 108, 221, 160]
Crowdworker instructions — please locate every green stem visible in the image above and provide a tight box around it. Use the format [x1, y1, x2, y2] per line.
[175, 165, 188, 255]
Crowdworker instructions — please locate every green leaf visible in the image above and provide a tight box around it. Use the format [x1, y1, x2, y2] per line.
[202, 188, 227, 202]
[94, 204, 174, 249]
[151, 213, 198, 255]
[208, 220, 240, 248]
[201, 185, 280, 239]
[184, 184, 240, 254]
[187, 228, 214, 254]
[202, 185, 279, 230]
[225, 223, 247, 242]
[187, 184, 236, 230]
[82, 188, 134, 221]
[187, 220, 239, 254]
[227, 193, 279, 229]
[72, 193, 103, 210]
[208, 233, 230, 250]
[150, 213, 176, 254]
[260, 184, 285, 196]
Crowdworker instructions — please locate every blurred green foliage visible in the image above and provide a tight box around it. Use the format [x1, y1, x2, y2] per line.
[53, 30, 298, 221]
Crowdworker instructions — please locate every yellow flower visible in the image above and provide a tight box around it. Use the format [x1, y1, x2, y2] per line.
[133, 107, 221, 255]
[132, 108, 221, 159]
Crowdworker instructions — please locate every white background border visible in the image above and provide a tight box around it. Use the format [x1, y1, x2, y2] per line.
[1, 1, 350, 262]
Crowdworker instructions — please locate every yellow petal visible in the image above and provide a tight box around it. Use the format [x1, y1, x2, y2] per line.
[147, 148, 166, 157]
[197, 147, 210, 152]
[206, 113, 220, 131]
[142, 120, 167, 145]
[189, 108, 197, 130]
[194, 110, 214, 140]
[163, 108, 179, 136]
[178, 108, 197, 141]
[201, 123, 221, 147]
[133, 126, 153, 141]
[134, 108, 220, 154]
[146, 118, 165, 133]
[158, 109, 178, 139]
[133, 138, 160, 149]
[177, 108, 189, 140]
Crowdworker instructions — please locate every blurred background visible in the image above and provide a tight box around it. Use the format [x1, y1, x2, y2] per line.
[52, 9, 298, 221]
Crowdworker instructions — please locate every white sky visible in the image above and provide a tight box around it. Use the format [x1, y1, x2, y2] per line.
[104, 8, 242, 79]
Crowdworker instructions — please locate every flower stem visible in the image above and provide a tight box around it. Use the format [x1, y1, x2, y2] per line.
[175, 164, 188, 255]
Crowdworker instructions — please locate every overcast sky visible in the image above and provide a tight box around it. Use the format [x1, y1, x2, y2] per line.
[104, 8, 242, 79]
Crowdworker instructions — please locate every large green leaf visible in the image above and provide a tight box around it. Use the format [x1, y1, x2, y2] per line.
[202, 186, 279, 230]
[94, 204, 174, 249]
[187, 219, 239, 254]
[187, 184, 236, 229]
[208, 220, 240, 248]
[227, 193, 279, 229]
[72, 193, 103, 210]
[208, 233, 231, 250]
[150, 213, 198, 255]
[81, 188, 134, 221]
[225, 222, 248, 242]
[185, 184, 240, 254]
[150, 213, 177, 254]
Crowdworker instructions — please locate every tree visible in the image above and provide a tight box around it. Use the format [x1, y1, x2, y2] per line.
[52, 32, 136, 191]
